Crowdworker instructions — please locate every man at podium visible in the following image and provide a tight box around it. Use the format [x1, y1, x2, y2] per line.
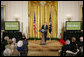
[41, 22, 48, 44]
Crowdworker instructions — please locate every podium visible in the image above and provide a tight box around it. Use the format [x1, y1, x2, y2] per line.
[39, 29, 46, 45]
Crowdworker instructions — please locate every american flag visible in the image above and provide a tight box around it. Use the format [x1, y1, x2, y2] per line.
[33, 12, 37, 34]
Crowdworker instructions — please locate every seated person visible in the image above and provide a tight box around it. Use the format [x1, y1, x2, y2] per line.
[4, 38, 19, 56]
[12, 38, 16, 44]
[70, 37, 78, 52]
[22, 34, 28, 45]
[5, 38, 13, 49]
[77, 36, 83, 56]
[78, 36, 83, 48]
[22, 43, 28, 56]
[23, 40, 28, 56]
[11, 44, 20, 56]
[59, 39, 71, 56]
[17, 40, 27, 56]
[11, 38, 17, 47]
[22, 34, 28, 55]
[65, 37, 79, 56]
[11, 38, 20, 56]
[2, 36, 10, 51]
[1, 36, 9, 56]
[3, 48, 12, 56]
[2, 36, 12, 56]
[59, 38, 79, 56]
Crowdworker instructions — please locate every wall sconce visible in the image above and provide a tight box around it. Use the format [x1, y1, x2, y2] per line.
[67, 17, 71, 21]
[15, 18, 19, 21]
[66, 15, 72, 21]
[14, 14, 20, 21]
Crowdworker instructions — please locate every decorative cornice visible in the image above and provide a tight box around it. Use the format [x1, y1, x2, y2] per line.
[31, 1, 57, 6]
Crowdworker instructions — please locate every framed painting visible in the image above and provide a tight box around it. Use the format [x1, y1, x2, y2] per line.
[1, 5, 6, 31]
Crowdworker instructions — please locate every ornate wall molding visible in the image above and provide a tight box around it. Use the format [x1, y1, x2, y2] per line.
[30, 1, 57, 6]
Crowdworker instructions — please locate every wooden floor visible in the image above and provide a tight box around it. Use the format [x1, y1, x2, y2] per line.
[27, 40, 62, 56]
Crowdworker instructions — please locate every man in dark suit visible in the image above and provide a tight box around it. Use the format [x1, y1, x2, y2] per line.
[41, 22, 48, 43]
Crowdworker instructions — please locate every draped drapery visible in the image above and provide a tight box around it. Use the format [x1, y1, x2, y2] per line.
[28, 1, 58, 38]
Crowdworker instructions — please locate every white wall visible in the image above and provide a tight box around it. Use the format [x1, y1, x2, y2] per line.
[57, 1, 83, 37]
[1, 1, 28, 38]
[1, 1, 83, 38]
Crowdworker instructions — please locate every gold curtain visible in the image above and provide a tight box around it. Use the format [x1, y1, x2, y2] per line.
[28, 1, 58, 38]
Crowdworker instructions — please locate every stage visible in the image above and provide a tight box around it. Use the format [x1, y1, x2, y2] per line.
[27, 40, 63, 56]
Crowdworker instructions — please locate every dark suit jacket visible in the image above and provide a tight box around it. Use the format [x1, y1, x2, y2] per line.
[42, 25, 48, 35]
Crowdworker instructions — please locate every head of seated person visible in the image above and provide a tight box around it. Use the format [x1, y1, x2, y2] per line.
[3, 48, 12, 56]
[4, 36, 13, 44]
[7, 39, 13, 44]
[61, 39, 71, 51]
[4, 36, 9, 41]
[79, 36, 83, 42]
[71, 37, 76, 43]
[17, 40, 23, 47]
[66, 39, 70, 45]
[22, 33, 26, 40]
[78, 36, 83, 49]
[12, 38, 16, 44]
